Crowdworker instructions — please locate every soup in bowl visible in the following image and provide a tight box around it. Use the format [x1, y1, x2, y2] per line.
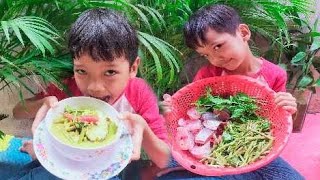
[45, 96, 122, 161]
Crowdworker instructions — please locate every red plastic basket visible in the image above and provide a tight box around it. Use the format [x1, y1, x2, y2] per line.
[165, 75, 292, 176]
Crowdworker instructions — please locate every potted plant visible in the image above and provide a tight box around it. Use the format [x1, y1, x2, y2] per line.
[283, 19, 320, 132]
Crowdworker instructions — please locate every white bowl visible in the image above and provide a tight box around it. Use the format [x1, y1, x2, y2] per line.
[44, 96, 123, 161]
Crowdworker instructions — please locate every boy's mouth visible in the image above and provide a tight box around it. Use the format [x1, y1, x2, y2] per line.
[89, 95, 111, 102]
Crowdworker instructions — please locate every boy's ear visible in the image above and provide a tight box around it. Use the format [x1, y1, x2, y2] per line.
[130, 57, 140, 78]
[238, 24, 251, 41]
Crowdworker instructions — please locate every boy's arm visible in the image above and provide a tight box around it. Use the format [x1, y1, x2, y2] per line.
[126, 78, 170, 168]
[141, 123, 170, 168]
[137, 94, 170, 168]
[121, 112, 170, 169]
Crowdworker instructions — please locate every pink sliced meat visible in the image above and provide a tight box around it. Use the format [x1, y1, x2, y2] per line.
[187, 107, 201, 120]
[195, 128, 213, 144]
[178, 118, 187, 127]
[201, 112, 218, 121]
[186, 119, 203, 133]
[203, 119, 221, 130]
[189, 141, 211, 159]
[176, 127, 195, 150]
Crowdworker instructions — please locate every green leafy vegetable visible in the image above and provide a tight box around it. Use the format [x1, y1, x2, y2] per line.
[195, 88, 263, 122]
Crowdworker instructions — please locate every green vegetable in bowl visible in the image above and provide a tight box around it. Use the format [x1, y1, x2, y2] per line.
[51, 106, 118, 148]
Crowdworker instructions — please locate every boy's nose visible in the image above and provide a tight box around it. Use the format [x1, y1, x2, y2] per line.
[87, 81, 105, 94]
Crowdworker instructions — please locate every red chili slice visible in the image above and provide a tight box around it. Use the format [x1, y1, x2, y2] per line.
[79, 115, 99, 124]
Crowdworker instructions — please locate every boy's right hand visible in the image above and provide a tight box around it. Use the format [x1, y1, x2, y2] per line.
[32, 96, 58, 135]
[159, 94, 173, 114]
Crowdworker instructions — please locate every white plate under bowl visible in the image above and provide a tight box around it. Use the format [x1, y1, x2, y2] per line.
[33, 120, 133, 179]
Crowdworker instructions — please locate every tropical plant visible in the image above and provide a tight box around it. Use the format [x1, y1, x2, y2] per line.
[1, 0, 317, 102]
[1, 0, 184, 97]
[283, 18, 320, 91]
[0, 1, 72, 96]
[134, 0, 314, 84]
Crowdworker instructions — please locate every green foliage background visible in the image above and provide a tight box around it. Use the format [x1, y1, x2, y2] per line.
[0, 0, 318, 136]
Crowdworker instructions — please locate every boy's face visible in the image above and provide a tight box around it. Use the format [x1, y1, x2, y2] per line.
[195, 24, 251, 71]
[73, 53, 139, 104]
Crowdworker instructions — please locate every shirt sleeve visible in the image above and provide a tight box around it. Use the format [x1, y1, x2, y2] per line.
[272, 68, 287, 92]
[126, 78, 168, 141]
[261, 59, 288, 92]
[35, 77, 80, 100]
[35, 83, 67, 100]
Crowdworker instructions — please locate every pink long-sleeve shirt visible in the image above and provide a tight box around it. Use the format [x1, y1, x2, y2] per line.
[193, 58, 287, 92]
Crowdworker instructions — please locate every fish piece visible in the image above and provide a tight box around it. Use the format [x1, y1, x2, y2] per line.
[187, 107, 201, 120]
[178, 118, 187, 127]
[201, 112, 219, 121]
[176, 127, 195, 150]
[189, 141, 211, 159]
[86, 125, 107, 142]
[203, 119, 221, 130]
[195, 128, 213, 144]
[186, 119, 203, 133]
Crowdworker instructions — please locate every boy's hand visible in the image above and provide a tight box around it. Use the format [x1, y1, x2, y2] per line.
[159, 94, 173, 114]
[274, 92, 297, 115]
[32, 96, 58, 135]
[120, 112, 147, 161]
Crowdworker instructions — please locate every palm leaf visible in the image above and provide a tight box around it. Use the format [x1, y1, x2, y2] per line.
[138, 31, 182, 84]
[136, 4, 164, 30]
[1, 16, 60, 55]
[138, 33, 162, 80]
[119, 0, 153, 33]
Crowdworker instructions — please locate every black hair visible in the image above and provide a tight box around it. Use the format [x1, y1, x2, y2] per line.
[68, 8, 139, 65]
[184, 4, 241, 49]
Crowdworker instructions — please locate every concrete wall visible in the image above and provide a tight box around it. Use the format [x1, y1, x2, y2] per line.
[0, 84, 35, 137]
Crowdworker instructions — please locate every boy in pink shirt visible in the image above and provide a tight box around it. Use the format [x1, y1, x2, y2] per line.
[160, 4, 302, 180]
[11, 8, 169, 179]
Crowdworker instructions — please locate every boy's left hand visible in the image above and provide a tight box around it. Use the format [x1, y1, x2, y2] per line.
[120, 112, 147, 161]
[274, 92, 297, 114]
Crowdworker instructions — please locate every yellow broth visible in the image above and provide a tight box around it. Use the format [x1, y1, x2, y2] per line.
[50, 118, 118, 148]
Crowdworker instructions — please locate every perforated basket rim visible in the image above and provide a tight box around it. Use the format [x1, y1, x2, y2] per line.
[167, 75, 293, 176]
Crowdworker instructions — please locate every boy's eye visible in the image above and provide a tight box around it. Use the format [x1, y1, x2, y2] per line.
[201, 54, 208, 58]
[104, 70, 117, 76]
[213, 44, 222, 51]
[75, 69, 87, 75]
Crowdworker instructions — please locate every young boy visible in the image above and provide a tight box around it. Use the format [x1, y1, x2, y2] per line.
[11, 8, 170, 179]
[160, 4, 302, 180]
